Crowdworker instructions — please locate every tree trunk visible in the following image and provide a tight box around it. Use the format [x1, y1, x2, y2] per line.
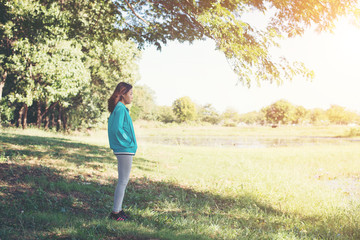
[62, 110, 67, 131]
[37, 101, 43, 128]
[60, 0, 64, 10]
[0, 81, 4, 100]
[37, 101, 60, 128]
[0, 71, 6, 126]
[44, 115, 49, 130]
[57, 105, 62, 132]
[17, 103, 28, 129]
[44, 99, 49, 130]
[18, 105, 24, 128]
[22, 104, 28, 129]
[51, 113, 56, 129]
[41, 101, 58, 129]
[0, 70, 7, 100]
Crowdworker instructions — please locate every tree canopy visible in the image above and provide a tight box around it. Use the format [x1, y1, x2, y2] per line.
[172, 96, 197, 122]
[262, 99, 296, 124]
[115, 0, 359, 86]
[0, 0, 140, 129]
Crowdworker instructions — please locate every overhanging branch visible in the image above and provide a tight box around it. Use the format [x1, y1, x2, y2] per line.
[124, 0, 149, 25]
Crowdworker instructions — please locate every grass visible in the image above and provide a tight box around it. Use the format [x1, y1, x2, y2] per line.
[0, 125, 359, 239]
[135, 122, 360, 138]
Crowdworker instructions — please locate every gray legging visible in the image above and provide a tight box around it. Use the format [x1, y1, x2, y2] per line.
[113, 154, 133, 213]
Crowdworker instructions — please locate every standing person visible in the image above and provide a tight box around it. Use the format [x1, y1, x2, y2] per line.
[107, 82, 137, 221]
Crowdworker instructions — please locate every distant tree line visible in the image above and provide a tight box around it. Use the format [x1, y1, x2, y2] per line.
[130, 89, 221, 125]
[238, 102, 360, 126]
[130, 87, 360, 126]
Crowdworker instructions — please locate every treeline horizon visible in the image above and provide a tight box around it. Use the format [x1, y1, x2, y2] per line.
[129, 87, 360, 127]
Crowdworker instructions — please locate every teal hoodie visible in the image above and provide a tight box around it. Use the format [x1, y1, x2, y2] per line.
[108, 102, 137, 154]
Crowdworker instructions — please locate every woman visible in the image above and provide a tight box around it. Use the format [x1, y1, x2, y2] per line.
[107, 82, 137, 221]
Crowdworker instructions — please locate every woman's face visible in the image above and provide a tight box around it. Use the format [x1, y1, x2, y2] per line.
[122, 89, 133, 105]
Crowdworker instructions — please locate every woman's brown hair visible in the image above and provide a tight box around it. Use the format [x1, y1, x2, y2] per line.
[108, 82, 133, 113]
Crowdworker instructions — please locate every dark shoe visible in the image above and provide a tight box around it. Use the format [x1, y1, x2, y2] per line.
[109, 210, 129, 221]
[119, 210, 129, 220]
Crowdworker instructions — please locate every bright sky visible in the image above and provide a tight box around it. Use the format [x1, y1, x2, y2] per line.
[138, 17, 360, 114]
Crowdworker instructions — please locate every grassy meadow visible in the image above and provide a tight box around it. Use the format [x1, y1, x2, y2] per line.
[0, 125, 359, 239]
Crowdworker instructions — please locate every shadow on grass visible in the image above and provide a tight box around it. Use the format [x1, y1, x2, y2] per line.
[1, 133, 359, 239]
[0, 163, 274, 239]
[2, 162, 357, 240]
[0, 133, 114, 165]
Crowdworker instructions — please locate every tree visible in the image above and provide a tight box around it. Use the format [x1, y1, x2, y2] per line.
[114, 0, 359, 86]
[293, 105, 309, 124]
[326, 105, 353, 125]
[10, 39, 90, 128]
[1, 1, 91, 128]
[70, 39, 140, 129]
[239, 111, 265, 125]
[172, 96, 196, 122]
[131, 85, 157, 121]
[0, 0, 140, 130]
[309, 108, 328, 125]
[2, 0, 359, 129]
[262, 99, 295, 125]
[221, 108, 240, 126]
[156, 105, 176, 123]
[197, 103, 221, 124]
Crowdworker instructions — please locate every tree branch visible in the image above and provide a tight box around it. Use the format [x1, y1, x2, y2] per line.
[124, 0, 149, 25]
[41, 101, 59, 119]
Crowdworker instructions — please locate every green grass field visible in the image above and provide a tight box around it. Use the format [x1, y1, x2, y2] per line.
[0, 125, 359, 239]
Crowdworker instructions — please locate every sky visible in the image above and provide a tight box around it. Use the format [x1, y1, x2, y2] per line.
[138, 16, 360, 114]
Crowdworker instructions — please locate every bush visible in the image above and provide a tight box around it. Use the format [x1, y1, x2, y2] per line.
[347, 127, 360, 137]
[172, 97, 196, 122]
[0, 98, 14, 125]
[156, 106, 176, 123]
[222, 120, 237, 127]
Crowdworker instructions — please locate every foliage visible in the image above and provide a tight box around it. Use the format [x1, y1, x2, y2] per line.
[131, 85, 157, 121]
[0, 96, 14, 125]
[309, 108, 328, 125]
[70, 39, 140, 129]
[156, 105, 177, 123]
[293, 105, 309, 124]
[237, 102, 360, 126]
[222, 108, 240, 122]
[172, 96, 197, 122]
[2, 0, 360, 130]
[7, 38, 90, 106]
[326, 105, 357, 125]
[346, 127, 360, 137]
[197, 103, 221, 124]
[239, 111, 265, 125]
[262, 99, 296, 124]
[0, 0, 140, 130]
[115, 0, 359, 86]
